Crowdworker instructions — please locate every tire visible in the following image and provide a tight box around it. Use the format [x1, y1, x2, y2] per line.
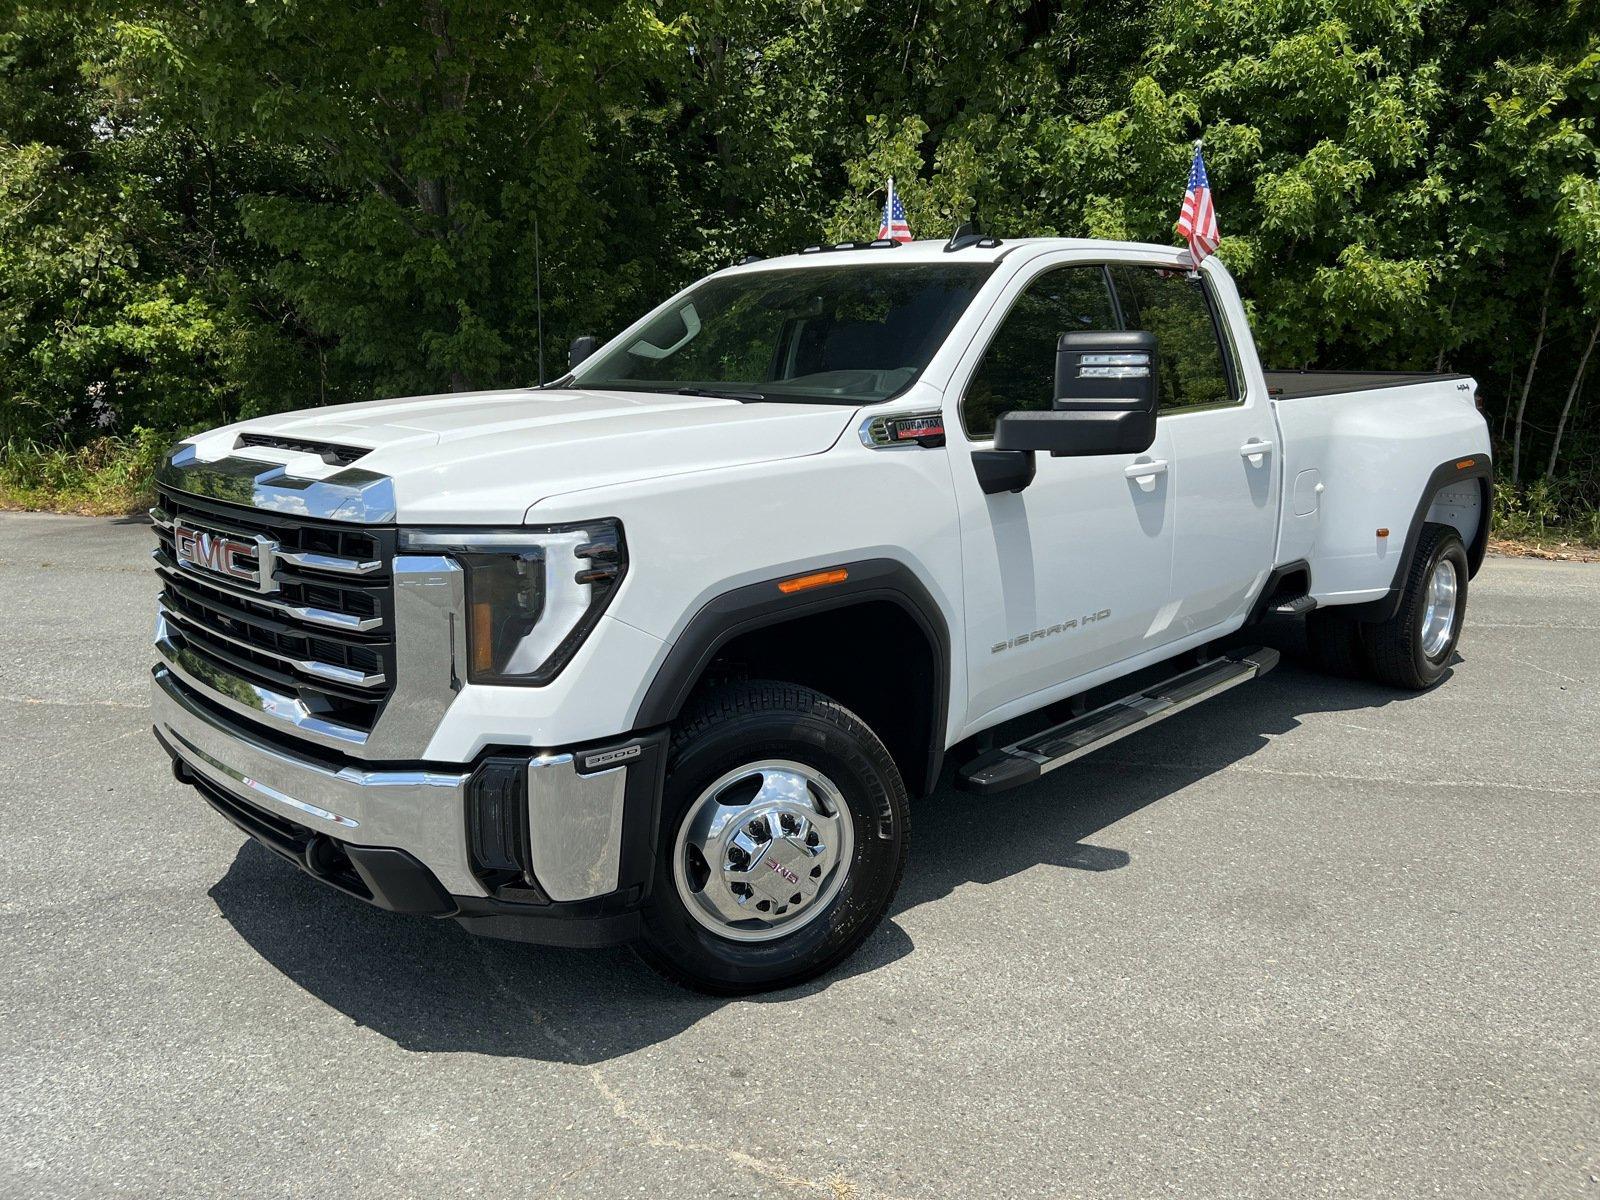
[1304, 608, 1370, 679]
[635, 680, 910, 994]
[1365, 523, 1469, 690]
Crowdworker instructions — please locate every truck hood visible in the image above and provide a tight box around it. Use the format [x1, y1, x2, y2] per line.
[179, 387, 859, 523]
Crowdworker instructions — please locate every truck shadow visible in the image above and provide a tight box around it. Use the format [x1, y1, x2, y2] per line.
[208, 619, 1438, 1065]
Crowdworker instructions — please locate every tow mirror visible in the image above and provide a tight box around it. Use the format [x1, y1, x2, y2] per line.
[977, 331, 1160, 494]
[569, 335, 600, 370]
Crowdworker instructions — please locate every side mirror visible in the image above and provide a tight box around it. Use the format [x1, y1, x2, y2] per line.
[994, 330, 1159, 459]
[569, 335, 600, 370]
[975, 331, 1159, 495]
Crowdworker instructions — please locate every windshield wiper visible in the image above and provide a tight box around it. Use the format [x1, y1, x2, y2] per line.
[675, 386, 768, 403]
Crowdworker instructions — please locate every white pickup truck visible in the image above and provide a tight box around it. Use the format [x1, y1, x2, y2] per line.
[150, 233, 1490, 992]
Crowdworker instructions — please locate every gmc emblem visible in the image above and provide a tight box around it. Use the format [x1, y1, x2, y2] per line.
[174, 521, 278, 593]
[767, 859, 801, 886]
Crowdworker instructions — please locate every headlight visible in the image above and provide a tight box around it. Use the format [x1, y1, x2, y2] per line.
[398, 520, 626, 685]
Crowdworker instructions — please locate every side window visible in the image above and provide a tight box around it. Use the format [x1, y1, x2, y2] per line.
[962, 266, 1118, 438]
[1107, 266, 1236, 411]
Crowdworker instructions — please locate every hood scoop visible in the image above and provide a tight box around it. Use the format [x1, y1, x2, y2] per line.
[236, 431, 369, 467]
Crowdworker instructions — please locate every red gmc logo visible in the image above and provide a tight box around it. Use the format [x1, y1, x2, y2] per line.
[174, 522, 275, 592]
[766, 859, 801, 886]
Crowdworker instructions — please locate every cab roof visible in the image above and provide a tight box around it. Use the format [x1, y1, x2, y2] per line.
[718, 237, 1189, 275]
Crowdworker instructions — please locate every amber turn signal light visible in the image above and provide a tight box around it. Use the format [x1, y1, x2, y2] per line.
[778, 568, 849, 595]
[471, 601, 495, 675]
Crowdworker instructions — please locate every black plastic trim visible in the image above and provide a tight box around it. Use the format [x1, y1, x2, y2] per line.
[634, 557, 952, 795]
[972, 448, 1037, 494]
[1247, 559, 1312, 626]
[1341, 456, 1492, 622]
[236, 432, 368, 467]
[344, 845, 457, 915]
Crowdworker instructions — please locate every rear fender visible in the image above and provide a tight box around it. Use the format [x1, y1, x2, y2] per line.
[1343, 456, 1491, 622]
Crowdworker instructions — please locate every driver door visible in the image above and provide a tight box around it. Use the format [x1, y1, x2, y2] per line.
[948, 258, 1177, 731]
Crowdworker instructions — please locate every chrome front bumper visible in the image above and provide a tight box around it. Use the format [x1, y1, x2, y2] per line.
[154, 664, 484, 897]
[153, 666, 647, 909]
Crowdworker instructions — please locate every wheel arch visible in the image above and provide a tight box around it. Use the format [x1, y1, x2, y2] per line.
[633, 558, 952, 797]
[1343, 456, 1491, 622]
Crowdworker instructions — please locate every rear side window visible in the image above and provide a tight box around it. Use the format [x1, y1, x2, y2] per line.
[962, 266, 1118, 437]
[1107, 266, 1236, 411]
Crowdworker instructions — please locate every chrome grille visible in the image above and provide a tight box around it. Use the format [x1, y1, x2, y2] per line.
[153, 486, 396, 734]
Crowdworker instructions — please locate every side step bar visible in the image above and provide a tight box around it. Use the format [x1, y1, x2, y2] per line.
[956, 647, 1280, 795]
[1271, 593, 1318, 616]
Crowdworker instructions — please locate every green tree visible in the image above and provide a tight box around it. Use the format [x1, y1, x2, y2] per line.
[0, 3, 315, 443]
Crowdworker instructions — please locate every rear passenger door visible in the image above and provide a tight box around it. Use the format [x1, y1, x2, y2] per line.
[1108, 264, 1278, 636]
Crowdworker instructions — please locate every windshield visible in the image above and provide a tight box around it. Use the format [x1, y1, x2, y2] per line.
[572, 262, 995, 404]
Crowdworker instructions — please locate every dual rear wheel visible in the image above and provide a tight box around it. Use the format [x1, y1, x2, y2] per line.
[1306, 522, 1469, 690]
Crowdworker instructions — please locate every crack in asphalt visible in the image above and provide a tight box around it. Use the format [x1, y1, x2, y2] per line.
[0, 559, 152, 574]
[0, 693, 148, 710]
[1089, 757, 1600, 797]
[469, 938, 884, 1200]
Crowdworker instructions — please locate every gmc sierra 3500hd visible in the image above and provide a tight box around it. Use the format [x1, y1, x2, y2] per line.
[150, 232, 1490, 992]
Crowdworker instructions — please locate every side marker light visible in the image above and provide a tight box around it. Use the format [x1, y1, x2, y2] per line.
[778, 568, 849, 595]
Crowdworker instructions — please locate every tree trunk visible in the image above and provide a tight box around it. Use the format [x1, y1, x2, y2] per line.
[1512, 249, 1561, 485]
[1434, 290, 1457, 371]
[1545, 313, 1599, 479]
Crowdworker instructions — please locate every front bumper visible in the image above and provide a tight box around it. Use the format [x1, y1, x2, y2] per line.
[153, 666, 667, 946]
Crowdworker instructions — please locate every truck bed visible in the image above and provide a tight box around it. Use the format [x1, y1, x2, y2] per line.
[1264, 369, 1473, 400]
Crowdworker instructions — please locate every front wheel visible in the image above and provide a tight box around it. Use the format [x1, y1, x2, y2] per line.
[1365, 523, 1469, 690]
[636, 681, 910, 994]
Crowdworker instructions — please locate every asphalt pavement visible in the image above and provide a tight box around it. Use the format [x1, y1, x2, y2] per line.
[1, 511, 1596, 1199]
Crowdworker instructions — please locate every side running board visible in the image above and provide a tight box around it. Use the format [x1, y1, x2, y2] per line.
[957, 647, 1280, 795]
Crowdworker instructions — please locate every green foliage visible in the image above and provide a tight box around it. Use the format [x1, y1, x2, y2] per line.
[1492, 477, 1600, 549]
[0, 425, 168, 513]
[1, 0, 1598, 513]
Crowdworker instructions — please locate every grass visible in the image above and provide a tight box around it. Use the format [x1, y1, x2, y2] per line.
[1491, 479, 1600, 558]
[0, 427, 170, 516]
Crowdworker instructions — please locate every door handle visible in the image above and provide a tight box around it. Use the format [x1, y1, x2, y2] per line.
[1240, 439, 1273, 462]
[1124, 459, 1168, 481]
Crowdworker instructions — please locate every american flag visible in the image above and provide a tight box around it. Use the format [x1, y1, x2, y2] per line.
[1176, 142, 1219, 264]
[878, 177, 912, 243]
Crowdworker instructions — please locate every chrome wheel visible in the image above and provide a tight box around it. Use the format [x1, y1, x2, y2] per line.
[1419, 556, 1459, 660]
[672, 759, 854, 943]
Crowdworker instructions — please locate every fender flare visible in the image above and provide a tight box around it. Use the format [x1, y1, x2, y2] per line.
[632, 557, 952, 794]
[1343, 455, 1492, 623]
